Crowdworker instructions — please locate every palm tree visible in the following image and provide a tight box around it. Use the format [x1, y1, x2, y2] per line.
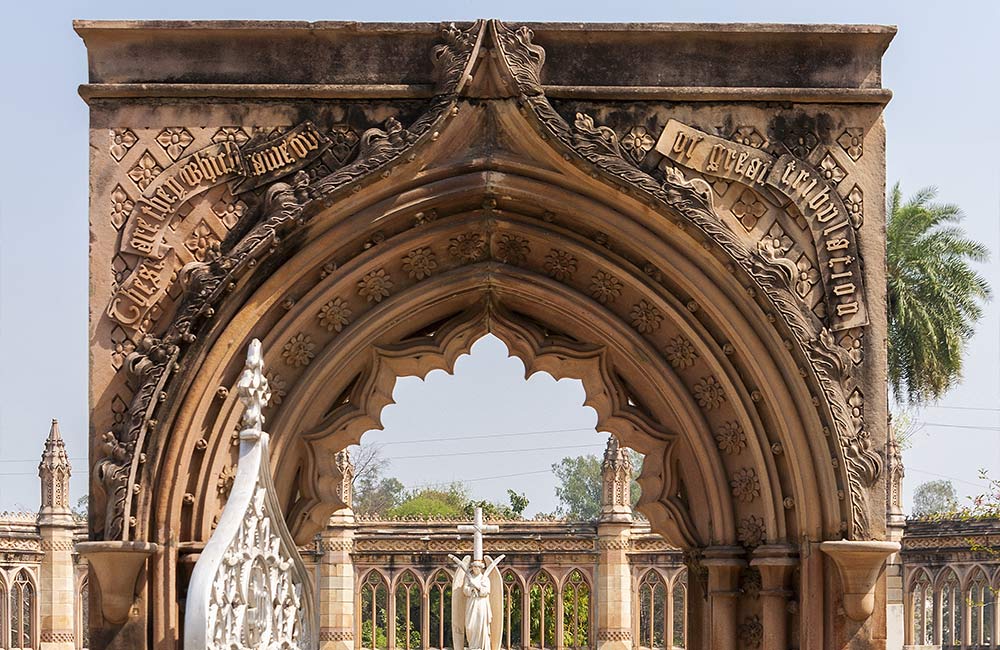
[887, 183, 991, 404]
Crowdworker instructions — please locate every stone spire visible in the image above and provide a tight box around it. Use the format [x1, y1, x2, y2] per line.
[38, 419, 72, 519]
[886, 426, 905, 529]
[335, 448, 354, 510]
[600, 435, 633, 522]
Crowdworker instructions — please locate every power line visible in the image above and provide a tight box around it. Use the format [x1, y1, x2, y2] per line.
[376, 426, 601, 446]
[407, 468, 555, 490]
[921, 422, 1000, 432]
[907, 467, 991, 491]
[391, 443, 604, 461]
[925, 405, 1000, 413]
[0, 457, 87, 464]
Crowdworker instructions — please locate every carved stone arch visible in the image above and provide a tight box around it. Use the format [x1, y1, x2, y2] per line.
[906, 566, 933, 593]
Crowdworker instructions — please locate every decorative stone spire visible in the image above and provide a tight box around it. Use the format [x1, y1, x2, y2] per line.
[600, 435, 633, 522]
[886, 427, 905, 529]
[38, 419, 72, 518]
[335, 448, 354, 510]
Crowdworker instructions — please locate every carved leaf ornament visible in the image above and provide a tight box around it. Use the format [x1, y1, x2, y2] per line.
[185, 340, 317, 650]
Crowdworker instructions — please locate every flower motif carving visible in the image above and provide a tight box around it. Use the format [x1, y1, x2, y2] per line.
[839, 330, 864, 365]
[731, 189, 767, 231]
[449, 233, 486, 263]
[544, 249, 578, 281]
[837, 127, 864, 161]
[212, 194, 248, 230]
[737, 515, 766, 548]
[693, 376, 726, 410]
[357, 270, 393, 303]
[110, 184, 134, 230]
[217, 465, 236, 499]
[738, 616, 763, 649]
[784, 128, 818, 159]
[715, 422, 747, 455]
[762, 222, 793, 256]
[819, 152, 847, 184]
[212, 127, 250, 146]
[402, 247, 438, 280]
[109, 128, 137, 162]
[741, 567, 762, 598]
[110, 325, 135, 371]
[155, 127, 194, 161]
[664, 336, 698, 370]
[630, 300, 662, 333]
[328, 125, 360, 165]
[731, 126, 765, 149]
[845, 185, 864, 229]
[264, 371, 287, 406]
[318, 298, 352, 333]
[282, 333, 316, 368]
[184, 221, 219, 262]
[848, 389, 864, 432]
[590, 271, 622, 305]
[730, 468, 761, 503]
[622, 126, 655, 162]
[496, 234, 530, 265]
[127, 150, 163, 191]
[795, 254, 819, 298]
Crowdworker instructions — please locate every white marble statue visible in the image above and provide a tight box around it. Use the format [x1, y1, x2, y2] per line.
[449, 508, 505, 650]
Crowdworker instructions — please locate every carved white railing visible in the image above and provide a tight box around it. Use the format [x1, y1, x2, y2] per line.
[185, 339, 317, 649]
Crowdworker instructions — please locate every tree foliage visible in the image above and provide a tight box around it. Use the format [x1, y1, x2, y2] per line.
[552, 454, 603, 520]
[912, 479, 959, 517]
[887, 184, 991, 404]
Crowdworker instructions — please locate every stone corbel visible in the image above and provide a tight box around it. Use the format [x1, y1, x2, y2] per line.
[76, 540, 158, 624]
[820, 540, 899, 621]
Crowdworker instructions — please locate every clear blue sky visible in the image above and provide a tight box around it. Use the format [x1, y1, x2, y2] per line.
[0, 0, 997, 516]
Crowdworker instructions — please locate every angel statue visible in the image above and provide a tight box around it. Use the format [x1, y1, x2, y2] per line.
[448, 507, 505, 650]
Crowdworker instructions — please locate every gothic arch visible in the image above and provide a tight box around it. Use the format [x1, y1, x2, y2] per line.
[82, 18, 893, 650]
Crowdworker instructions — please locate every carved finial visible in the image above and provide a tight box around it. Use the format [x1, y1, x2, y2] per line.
[600, 435, 633, 521]
[335, 449, 354, 509]
[237, 339, 271, 440]
[39, 419, 72, 517]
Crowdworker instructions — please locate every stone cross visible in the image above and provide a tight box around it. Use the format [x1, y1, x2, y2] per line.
[457, 506, 498, 562]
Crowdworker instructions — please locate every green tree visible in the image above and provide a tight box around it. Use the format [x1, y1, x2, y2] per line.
[552, 454, 602, 520]
[887, 184, 991, 404]
[912, 479, 959, 517]
[388, 483, 469, 518]
[354, 476, 405, 515]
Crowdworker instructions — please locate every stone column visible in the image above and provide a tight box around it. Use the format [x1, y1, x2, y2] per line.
[702, 546, 746, 650]
[37, 420, 77, 650]
[319, 508, 357, 650]
[595, 436, 633, 650]
[750, 545, 797, 650]
[320, 450, 357, 650]
[884, 430, 906, 650]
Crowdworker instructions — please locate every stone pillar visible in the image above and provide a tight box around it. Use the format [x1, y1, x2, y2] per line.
[750, 545, 797, 650]
[320, 449, 357, 650]
[702, 546, 745, 650]
[595, 436, 633, 650]
[885, 429, 906, 650]
[37, 420, 77, 650]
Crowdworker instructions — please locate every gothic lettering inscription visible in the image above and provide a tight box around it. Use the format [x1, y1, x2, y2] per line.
[107, 250, 177, 327]
[655, 119, 868, 331]
[231, 122, 331, 193]
[121, 142, 244, 259]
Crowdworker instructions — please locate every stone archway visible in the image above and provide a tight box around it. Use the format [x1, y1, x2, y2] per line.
[79, 18, 895, 650]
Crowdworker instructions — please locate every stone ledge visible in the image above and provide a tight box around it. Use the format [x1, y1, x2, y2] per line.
[75, 20, 894, 91]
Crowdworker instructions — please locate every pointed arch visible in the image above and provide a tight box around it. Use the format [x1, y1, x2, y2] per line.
[394, 570, 423, 650]
[10, 569, 35, 650]
[637, 569, 668, 650]
[907, 568, 934, 646]
[500, 569, 524, 650]
[429, 569, 454, 650]
[561, 569, 591, 650]
[939, 568, 963, 647]
[529, 570, 557, 650]
[360, 569, 390, 650]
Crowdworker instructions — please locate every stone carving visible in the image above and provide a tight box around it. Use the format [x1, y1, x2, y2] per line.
[496, 234, 530, 265]
[630, 300, 663, 333]
[738, 615, 763, 649]
[589, 271, 623, 304]
[156, 127, 194, 161]
[737, 515, 766, 548]
[715, 422, 747, 455]
[403, 247, 438, 280]
[730, 468, 761, 503]
[184, 340, 316, 650]
[837, 128, 864, 161]
[819, 151, 846, 184]
[692, 376, 726, 410]
[622, 126, 656, 162]
[317, 298, 352, 333]
[357, 269, 393, 303]
[110, 128, 138, 162]
[664, 336, 698, 370]
[450, 507, 505, 650]
[543, 249, 577, 281]
[127, 150, 163, 191]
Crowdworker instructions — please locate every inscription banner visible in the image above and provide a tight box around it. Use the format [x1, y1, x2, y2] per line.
[655, 119, 868, 331]
[109, 121, 332, 331]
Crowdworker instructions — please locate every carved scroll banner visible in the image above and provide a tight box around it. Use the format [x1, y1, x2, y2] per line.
[655, 119, 868, 331]
[109, 121, 332, 331]
[185, 340, 317, 650]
